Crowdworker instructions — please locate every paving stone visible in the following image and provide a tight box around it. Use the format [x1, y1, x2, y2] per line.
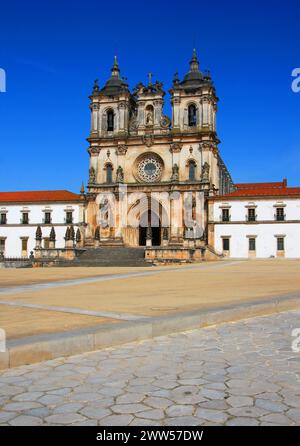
[226, 417, 259, 426]
[130, 418, 162, 426]
[286, 408, 300, 423]
[3, 401, 42, 411]
[0, 411, 18, 423]
[110, 404, 149, 414]
[260, 413, 292, 425]
[27, 407, 51, 418]
[9, 415, 43, 426]
[255, 399, 288, 413]
[256, 392, 282, 401]
[199, 388, 225, 400]
[136, 409, 165, 420]
[143, 397, 172, 409]
[166, 405, 194, 417]
[198, 400, 229, 410]
[38, 395, 64, 405]
[228, 406, 268, 418]
[52, 403, 84, 414]
[69, 392, 102, 402]
[79, 406, 111, 419]
[45, 413, 87, 425]
[13, 392, 44, 402]
[116, 393, 145, 404]
[227, 396, 253, 407]
[170, 386, 207, 405]
[99, 414, 134, 426]
[195, 408, 228, 423]
[164, 416, 203, 426]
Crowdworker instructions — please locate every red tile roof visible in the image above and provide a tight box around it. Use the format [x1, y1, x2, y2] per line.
[0, 190, 81, 203]
[213, 179, 300, 199]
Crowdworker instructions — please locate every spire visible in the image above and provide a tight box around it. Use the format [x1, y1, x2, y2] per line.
[111, 55, 120, 78]
[80, 181, 85, 195]
[189, 48, 200, 73]
[49, 226, 56, 242]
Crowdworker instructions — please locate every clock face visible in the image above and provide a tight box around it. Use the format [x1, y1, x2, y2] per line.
[137, 156, 163, 182]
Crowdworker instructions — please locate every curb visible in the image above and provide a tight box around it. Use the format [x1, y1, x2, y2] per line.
[1, 293, 299, 370]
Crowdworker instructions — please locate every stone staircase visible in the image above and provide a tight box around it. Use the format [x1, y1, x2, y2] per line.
[59, 247, 150, 267]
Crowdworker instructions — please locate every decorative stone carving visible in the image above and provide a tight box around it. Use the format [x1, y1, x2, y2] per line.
[92, 79, 99, 95]
[94, 226, 100, 241]
[171, 163, 179, 182]
[170, 142, 182, 153]
[64, 227, 70, 241]
[160, 115, 171, 129]
[136, 154, 163, 183]
[35, 226, 42, 241]
[116, 166, 124, 183]
[76, 228, 81, 243]
[129, 114, 138, 131]
[88, 167, 96, 184]
[49, 227, 56, 242]
[201, 162, 210, 182]
[146, 110, 154, 126]
[116, 145, 127, 155]
[69, 225, 75, 241]
[142, 134, 154, 147]
[89, 146, 100, 156]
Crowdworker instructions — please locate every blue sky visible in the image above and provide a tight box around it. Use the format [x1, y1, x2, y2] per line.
[0, 0, 299, 192]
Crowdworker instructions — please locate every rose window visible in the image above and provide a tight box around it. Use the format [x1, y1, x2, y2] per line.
[137, 155, 163, 182]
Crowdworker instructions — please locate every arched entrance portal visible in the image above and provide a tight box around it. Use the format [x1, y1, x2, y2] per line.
[139, 210, 161, 246]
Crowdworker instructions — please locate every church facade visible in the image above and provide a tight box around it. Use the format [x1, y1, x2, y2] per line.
[1, 51, 300, 262]
[85, 51, 233, 254]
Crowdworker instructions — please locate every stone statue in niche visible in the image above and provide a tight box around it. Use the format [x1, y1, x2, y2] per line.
[171, 163, 179, 182]
[201, 162, 210, 182]
[89, 167, 96, 184]
[146, 110, 154, 126]
[116, 166, 124, 183]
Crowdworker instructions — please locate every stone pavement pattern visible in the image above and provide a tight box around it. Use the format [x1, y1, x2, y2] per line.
[0, 311, 299, 426]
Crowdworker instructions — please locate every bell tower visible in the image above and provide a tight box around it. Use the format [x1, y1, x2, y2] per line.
[170, 49, 220, 190]
[89, 56, 132, 138]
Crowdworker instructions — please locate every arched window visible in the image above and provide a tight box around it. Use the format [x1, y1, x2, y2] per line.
[188, 104, 197, 127]
[106, 164, 113, 184]
[188, 160, 196, 181]
[107, 110, 114, 131]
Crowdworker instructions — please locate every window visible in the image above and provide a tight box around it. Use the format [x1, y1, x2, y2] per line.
[249, 238, 256, 251]
[188, 104, 197, 127]
[0, 239, 5, 255]
[66, 211, 73, 224]
[44, 238, 50, 249]
[188, 160, 196, 181]
[222, 208, 230, 222]
[277, 237, 285, 251]
[21, 212, 29, 224]
[222, 238, 230, 251]
[107, 110, 114, 131]
[247, 208, 256, 222]
[0, 213, 7, 224]
[276, 207, 285, 221]
[106, 164, 113, 184]
[44, 212, 51, 224]
[21, 238, 28, 256]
